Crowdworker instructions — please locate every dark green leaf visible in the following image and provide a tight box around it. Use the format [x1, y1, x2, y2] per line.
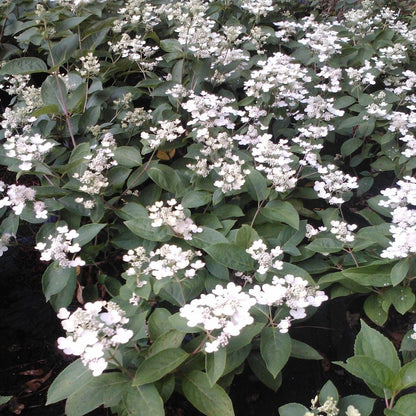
[247, 352, 282, 392]
[182, 371, 234, 416]
[206, 348, 227, 387]
[42, 262, 76, 301]
[134, 348, 188, 385]
[354, 320, 401, 373]
[205, 243, 254, 271]
[261, 201, 299, 230]
[0, 57, 47, 75]
[260, 327, 291, 378]
[46, 359, 93, 405]
[319, 380, 339, 404]
[291, 339, 322, 360]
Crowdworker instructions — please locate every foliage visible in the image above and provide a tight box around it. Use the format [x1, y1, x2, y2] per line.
[1, 0, 416, 415]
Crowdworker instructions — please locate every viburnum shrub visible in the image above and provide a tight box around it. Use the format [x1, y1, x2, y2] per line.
[1, 0, 416, 415]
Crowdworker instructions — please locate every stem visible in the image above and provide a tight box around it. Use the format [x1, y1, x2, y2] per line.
[46, 36, 77, 148]
[343, 247, 359, 267]
[250, 198, 266, 227]
[108, 353, 135, 380]
[190, 334, 209, 355]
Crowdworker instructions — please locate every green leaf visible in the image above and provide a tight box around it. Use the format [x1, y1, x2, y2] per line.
[147, 308, 172, 340]
[319, 380, 339, 404]
[246, 170, 269, 201]
[74, 223, 105, 246]
[147, 164, 184, 196]
[0, 57, 47, 75]
[160, 39, 183, 52]
[247, 352, 282, 392]
[338, 395, 375, 416]
[278, 403, 309, 416]
[364, 293, 388, 326]
[390, 258, 409, 286]
[206, 348, 227, 387]
[205, 243, 254, 271]
[341, 263, 392, 287]
[134, 348, 188, 385]
[261, 201, 299, 230]
[181, 190, 212, 208]
[41, 76, 68, 113]
[124, 219, 173, 242]
[260, 327, 291, 378]
[235, 225, 260, 249]
[0, 396, 12, 406]
[291, 339, 322, 360]
[65, 378, 105, 416]
[223, 344, 251, 376]
[354, 320, 401, 373]
[122, 384, 164, 416]
[114, 146, 142, 168]
[147, 330, 186, 355]
[385, 286, 415, 315]
[389, 393, 416, 416]
[341, 138, 362, 157]
[50, 34, 79, 67]
[333, 95, 356, 109]
[182, 371, 235, 416]
[393, 360, 416, 391]
[306, 237, 344, 253]
[335, 356, 395, 398]
[400, 329, 416, 364]
[46, 359, 93, 405]
[187, 226, 229, 249]
[42, 262, 76, 302]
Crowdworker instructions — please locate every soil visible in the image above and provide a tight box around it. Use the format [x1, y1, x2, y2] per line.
[0, 241, 404, 416]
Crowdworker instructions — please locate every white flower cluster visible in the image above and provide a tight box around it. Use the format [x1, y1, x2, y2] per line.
[179, 282, 256, 353]
[109, 34, 161, 70]
[240, 0, 273, 17]
[79, 52, 100, 77]
[0, 182, 46, 218]
[379, 176, 416, 259]
[249, 275, 328, 332]
[180, 276, 327, 352]
[73, 132, 117, 200]
[148, 199, 202, 240]
[3, 130, 55, 171]
[252, 137, 298, 193]
[146, 244, 205, 280]
[35, 225, 85, 268]
[0, 233, 12, 257]
[305, 224, 327, 239]
[244, 52, 310, 109]
[57, 301, 133, 376]
[121, 107, 152, 129]
[304, 396, 360, 416]
[298, 16, 348, 63]
[330, 220, 357, 244]
[123, 243, 205, 285]
[141, 119, 185, 149]
[246, 239, 283, 275]
[212, 154, 250, 193]
[314, 164, 358, 205]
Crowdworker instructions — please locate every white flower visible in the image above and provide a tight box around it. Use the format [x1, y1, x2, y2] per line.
[345, 405, 361, 416]
[147, 200, 202, 240]
[180, 282, 256, 352]
[35, 226, 85, 268]
[246, 239, 283, 274]
[57, 301, 133, 376]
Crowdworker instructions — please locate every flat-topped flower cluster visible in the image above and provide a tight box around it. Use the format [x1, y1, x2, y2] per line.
[57, 301, 133, 376]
